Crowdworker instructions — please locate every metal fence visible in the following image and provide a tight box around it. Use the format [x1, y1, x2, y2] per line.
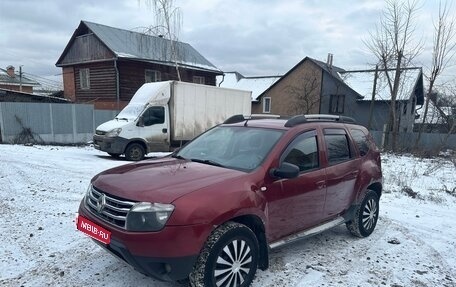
[0, 102, 117, 144]
[0, 102, 455, 150]
[370, 130, 456, 152]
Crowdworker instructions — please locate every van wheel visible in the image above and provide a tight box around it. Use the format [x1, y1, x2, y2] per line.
[125, 143, 145, 161]
[189, 222, 258, 287]
[346, 190, 379, 237]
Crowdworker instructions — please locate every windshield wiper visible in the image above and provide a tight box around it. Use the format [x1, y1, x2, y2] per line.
[115, 117, 129, 121]
[190, 158, 225, 168]
[172, 154, 186, 160]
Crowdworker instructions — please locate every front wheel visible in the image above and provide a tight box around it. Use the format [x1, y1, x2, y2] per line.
[190, 222, 259, 287]
[124, 143, 145, 161]
[346, 189, 379, 237]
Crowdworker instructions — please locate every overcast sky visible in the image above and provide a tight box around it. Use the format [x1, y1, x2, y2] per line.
[0, 0, 452, 84]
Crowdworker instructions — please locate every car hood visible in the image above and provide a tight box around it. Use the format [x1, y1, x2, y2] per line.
[96, 119, 130, 132]
[92, 158, 246, 204]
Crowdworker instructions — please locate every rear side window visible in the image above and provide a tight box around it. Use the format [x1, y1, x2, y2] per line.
[324, 129, 352, 165]
[350, 129, 370, 156]
[282, 131, 319, 172]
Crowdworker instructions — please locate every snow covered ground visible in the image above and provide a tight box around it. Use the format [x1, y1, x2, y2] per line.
[0, 145, 455, 287]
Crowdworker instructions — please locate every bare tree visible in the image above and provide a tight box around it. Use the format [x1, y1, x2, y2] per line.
[415, 1, 456, 147]
[365, 0, 422, 151]
[138, 0, 183, 81]
[286, 71, 321, 115]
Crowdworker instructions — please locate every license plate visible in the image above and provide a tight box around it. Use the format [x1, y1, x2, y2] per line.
[76, 215, 111, 244]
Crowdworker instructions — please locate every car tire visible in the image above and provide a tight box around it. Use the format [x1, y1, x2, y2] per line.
[346, 189, 380, 237]
[125, 143, 145, 161]
[189, 222, 259, 287]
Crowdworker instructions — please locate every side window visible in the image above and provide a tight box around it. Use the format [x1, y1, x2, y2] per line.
[193, 76, 205, 84]
[282, 131, 319, 172]
[145, 70, 161, 83]
[263, 97, 271, 113]
[329, 94, 345, 114]
[79, 68, 90, 90]
[142, 106, 164, 126]
[350, 129, 370, 156]
[324, 129, 351, 165]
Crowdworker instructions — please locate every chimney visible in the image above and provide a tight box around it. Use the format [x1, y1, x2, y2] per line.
[6, 65, 15, 78]
[326, 53, 333, 70]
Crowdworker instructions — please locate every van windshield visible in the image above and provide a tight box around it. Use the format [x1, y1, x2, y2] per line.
[176, 126, 284, 172]
[116, 104, 145, 120]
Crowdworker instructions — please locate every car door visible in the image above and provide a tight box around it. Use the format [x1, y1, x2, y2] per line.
[138, 106, 169, 151]
[264, 130, 327, 241]
[322, 128, 360, 219]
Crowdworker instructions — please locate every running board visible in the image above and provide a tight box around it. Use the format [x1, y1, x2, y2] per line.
[269, 217, 346, 249]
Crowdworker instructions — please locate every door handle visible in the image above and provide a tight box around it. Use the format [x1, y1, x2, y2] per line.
[316, 180, 326, 189]
[162, 128, 168, 134]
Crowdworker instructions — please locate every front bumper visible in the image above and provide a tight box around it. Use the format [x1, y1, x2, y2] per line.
[92, 135, 128, 154]
[93, 238, 197, 281]
[78, 202, 211, 281]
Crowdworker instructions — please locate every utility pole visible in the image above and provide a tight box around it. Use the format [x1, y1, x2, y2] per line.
[367, 65, 378, 130]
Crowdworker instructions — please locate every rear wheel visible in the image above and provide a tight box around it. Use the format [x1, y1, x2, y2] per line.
[125, 143, 145, 161]
[189, 222, 259, 287]
[346, 189, 379, 237]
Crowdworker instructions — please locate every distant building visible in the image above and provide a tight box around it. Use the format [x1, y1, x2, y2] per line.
[217, 72, 282, 103]
[221, 55, 424, 132]
[0, 66, 40, 94]
[341, 68, 424, 132]
[56, 21, 223, 110]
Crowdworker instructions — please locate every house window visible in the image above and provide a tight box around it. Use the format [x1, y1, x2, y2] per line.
[193, 76, 205, 84]
[79, 68, 90, 90]
[329, 95, 345, 114]
[145, 70, 161, 83]
[263, 97, 271, 113]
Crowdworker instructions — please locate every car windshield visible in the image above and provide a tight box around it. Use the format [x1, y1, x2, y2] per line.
[176, 126, 284, 172]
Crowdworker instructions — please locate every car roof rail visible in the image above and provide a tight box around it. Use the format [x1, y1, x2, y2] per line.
[224, 114, 246, 124]
[285, 114, 356, 127]
[224, 114, 281, 125]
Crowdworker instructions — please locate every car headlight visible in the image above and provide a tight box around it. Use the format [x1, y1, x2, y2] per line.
[105, 128, 122, 137]
[126, 202, 175, 232]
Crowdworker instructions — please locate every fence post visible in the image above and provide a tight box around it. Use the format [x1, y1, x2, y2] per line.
[72, 105, 77, 143]
[0, 103, 3, 143]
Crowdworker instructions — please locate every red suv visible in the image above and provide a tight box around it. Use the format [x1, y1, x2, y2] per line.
[77, 114, 382, 287]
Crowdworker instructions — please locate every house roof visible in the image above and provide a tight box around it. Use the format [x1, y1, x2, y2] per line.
[415, 99, 454, 124]
[339, 68, 423, 103]
[0, 68, 40, 87]
[255, 57, 362, 100]
[216, 72, 281, 101]
[56, 21, 222, 74]
[0, 88, 69, 103]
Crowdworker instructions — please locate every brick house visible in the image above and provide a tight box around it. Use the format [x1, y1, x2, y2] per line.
[56, 21, 223, 110]
[251, 56, 362, 117]
[0, 66, 40, 94]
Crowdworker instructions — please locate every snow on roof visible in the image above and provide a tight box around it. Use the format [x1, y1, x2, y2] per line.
[82, 21, 222, 74]
[217, 72, 281, 101]
[0, 68, 40, 87]
[415, 100, 454, 124]
[340, 68, 421, 101]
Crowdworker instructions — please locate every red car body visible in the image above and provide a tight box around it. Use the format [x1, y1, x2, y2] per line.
[78, 116, 382, 283]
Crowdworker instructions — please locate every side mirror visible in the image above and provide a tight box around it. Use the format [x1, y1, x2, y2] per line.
[137, 117, 144, 127]
[270, 162, 299, 179]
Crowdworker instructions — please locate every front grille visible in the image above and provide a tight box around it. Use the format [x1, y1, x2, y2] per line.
[96, 130, 106, 135]
[86, 186, 136, 229]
